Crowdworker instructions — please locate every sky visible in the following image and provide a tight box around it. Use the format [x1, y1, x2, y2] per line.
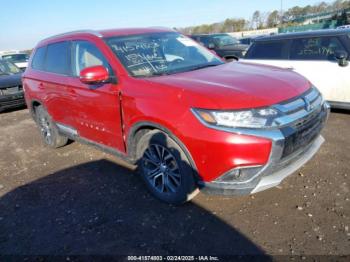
[0, 0, 334, 50]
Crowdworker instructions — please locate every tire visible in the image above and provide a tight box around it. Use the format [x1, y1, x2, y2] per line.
[35, 105, 68, 148]
[136, 130, 199, 204]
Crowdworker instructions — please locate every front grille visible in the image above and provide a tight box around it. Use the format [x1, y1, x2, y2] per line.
[273, 88, 327, 159]
[281, 110, 325, 158]
[0, 97, 25, 107]
[0, 85, 23, 96]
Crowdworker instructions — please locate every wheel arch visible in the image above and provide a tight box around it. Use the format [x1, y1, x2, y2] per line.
[127, 121, 201, 181]
[29, 99, 43, 119]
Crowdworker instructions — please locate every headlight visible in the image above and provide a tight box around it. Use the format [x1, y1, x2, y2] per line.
[192, 108, 280, 129]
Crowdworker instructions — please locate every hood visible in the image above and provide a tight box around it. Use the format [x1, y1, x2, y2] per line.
[217, 44, 249, 51]
[144, 62, 311, 110]
[0, 73, 22, 89]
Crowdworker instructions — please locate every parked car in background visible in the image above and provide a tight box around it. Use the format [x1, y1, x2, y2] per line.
[239, 35, 263, 46]
[0, 59, 25, 112]
[337, 25, 350, 29]
[23, 28, 329, 204]
[1, 52, 30, 70]
[190, 33, 249, 59]
[243, 29, 350, 109]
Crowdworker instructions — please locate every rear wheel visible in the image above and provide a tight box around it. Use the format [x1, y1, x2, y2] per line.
[137, 130, 199, 204]
[35, 105, 68, 148]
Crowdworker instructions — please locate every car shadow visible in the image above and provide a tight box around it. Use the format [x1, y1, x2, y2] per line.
[331, 108, 350, 115]
[0, 132, 267, 257]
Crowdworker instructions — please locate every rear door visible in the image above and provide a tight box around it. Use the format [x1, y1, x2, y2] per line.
[41, 41, 73, 125]
[67, 40, 124, 151]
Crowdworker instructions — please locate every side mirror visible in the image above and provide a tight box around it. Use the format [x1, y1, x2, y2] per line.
[79, 65, 110, 85]
[335, 50, 349, 67]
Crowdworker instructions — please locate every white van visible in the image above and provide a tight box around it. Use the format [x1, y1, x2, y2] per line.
[243, 29, 350, 109]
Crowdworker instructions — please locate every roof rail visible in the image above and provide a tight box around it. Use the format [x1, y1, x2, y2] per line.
[148, 26, 174, 31]
[40, 30, 103, 43]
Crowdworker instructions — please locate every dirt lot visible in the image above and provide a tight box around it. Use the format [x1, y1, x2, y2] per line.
[0, 108, 349, 256]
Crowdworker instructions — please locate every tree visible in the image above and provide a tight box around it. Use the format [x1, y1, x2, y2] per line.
[335, 10, 350, 26]
[252, 11, 262, 29]
[267, 10, 280, 27]
[222, 18, 247, 32]
[191, 24, 215, 34]
[313, 1, 329, 13]
[178, 0, 350, 35]
[332, 0, 347, 10]
[284, 6, 305, 19]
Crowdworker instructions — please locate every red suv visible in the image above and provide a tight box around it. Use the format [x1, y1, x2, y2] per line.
[23, 28, 330, 204]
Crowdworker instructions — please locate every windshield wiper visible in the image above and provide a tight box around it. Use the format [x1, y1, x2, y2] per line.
[150, 71, 169, 77]
[0, 72, 10, 76]
[136, 71, 170, 78]
[164, 63, 222, 75]
[144, 71, 170, 78]
[187, 63, 222, 72]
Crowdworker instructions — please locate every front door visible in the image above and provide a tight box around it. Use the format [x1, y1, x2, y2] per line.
[67, 40, 124, 151]
[286, 36, 350, 104]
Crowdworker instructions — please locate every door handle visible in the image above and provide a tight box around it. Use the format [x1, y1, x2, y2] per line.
[38, 83, 44, 89]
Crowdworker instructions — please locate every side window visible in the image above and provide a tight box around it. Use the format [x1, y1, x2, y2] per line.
[31, 46, 47, 70]
[198, 36, 210, 47]
[45, 42, 70, 75]
[71, 41, 109, 76]
[246, 41, 286, 59]
[290, 37, 347, 61]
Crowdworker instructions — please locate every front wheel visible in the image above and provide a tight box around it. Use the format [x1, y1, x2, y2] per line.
[137, 130, 199, 204]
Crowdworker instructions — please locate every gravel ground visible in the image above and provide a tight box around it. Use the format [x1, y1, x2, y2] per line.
[0, 108, 349, 257]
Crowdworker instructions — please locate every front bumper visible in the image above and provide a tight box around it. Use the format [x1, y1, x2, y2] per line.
[0, 92, 25, 111]
[200, 135, 324, 195]
[199, 88, 330, 196]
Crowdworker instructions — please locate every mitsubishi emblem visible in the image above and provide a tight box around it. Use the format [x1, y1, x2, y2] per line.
[302, 97, 313, 112]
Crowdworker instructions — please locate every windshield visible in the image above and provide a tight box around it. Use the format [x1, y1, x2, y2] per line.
[212, 34, 239, 47]
[106, 32, 223, 77]
[2, 53, 29, 63]
[0, 60, 21, 75]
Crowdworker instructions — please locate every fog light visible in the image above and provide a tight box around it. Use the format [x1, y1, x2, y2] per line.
[215, 166, 263, 183]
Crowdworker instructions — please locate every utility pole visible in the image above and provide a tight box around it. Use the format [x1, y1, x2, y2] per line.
[280, 0, 283, 24]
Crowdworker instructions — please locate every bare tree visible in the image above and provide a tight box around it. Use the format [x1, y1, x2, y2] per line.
[252, 10, 261, 29]
[267, 10, 280, 27]
[178, 0, 350, 35]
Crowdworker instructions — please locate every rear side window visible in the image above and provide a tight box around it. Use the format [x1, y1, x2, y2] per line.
[246, 41, 286, 59]
[290, 36, 347, 61]
[197, 36, 211, 47]
[71, 40, 109, 76]
[45, 41, 70, 75]
[31, 46, 47, 70]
